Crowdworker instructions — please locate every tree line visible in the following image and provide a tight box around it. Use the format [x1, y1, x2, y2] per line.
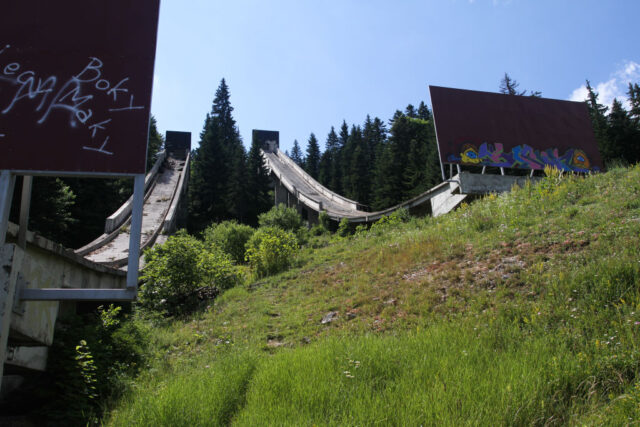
[187, 79, 442, 236]
[585, 81, 640, 166]
[286, 105, 441, 211]
[12, 74, 640, 245]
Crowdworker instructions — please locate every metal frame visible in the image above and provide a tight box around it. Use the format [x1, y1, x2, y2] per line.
[0, 170, 144, 302]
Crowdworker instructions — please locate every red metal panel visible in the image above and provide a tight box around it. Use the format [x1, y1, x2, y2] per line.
[0, 0, 160, 175]
[430, 86, 604, 172]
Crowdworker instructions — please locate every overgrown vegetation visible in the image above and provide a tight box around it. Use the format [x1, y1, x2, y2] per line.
[203, 221, 255, 264]
[0, 305, 149, 425]
[139, 230, 239, 317]
[95, 165, 640, 425]
[245, 226, 298, 278]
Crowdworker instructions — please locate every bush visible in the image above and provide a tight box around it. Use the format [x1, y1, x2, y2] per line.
[139, 230, 239, 316]
[32, 305, 148, 424]
[245, 226, 298, 277]
[318, 211, 331, 230]
[337, 217, 351, 237]
[369, 208, 411, 235]
[258, 204, 303, 232]
[203, 220, 255, 264]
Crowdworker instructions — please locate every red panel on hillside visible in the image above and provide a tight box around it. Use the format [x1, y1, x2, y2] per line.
[430, 86, 603, 172]
[0, 0, 160, 175]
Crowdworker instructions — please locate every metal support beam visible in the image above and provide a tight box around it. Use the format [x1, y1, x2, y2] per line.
[18, 176, 32, 249]
[126, 174, 145, 290]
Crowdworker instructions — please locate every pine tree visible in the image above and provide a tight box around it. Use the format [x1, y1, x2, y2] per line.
[318, 127, 339, 187]
[585, 80, 612, 164]
[347, 127, 371, 205]
[628, 83, 640, 123]
[188, 78, 246, 233]
[417, 101, 432, 120]
[499, 73, 541, 97]
[371, 110, 440, 209]
[290, 140, 304, 166]
[405, 104, 418, 118]
[499, 73, 525, 95]
[304, 133, 321, 179]
[246, 136, 272, 225]
[608, 99, 639, 164]
[372, 141, 401, 210]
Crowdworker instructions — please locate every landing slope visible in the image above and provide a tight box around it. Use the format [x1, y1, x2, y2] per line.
[109, 165, 640, 425]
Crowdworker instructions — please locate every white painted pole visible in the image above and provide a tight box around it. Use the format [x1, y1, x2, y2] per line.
[126, 174, 145, 291]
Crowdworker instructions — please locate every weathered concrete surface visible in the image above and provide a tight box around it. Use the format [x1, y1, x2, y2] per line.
[1, 244, 23, 381]
[458, 171, 541, 194]
[3, 226, 126, 346]
[430, 179, 468, 217]
[163, 152, 190, 234]
[83, 157, 186, 268]
[104, 150, 167, 234]
[5, 346, 48, 371]
[262, 149, 463, 223]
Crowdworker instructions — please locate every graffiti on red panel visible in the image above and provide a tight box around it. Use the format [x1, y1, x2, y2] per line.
[447, 142, 599, 172]
[0, 45, 145, 156]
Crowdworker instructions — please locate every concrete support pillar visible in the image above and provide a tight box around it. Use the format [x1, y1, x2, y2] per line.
[1, 244, 24, 387]
[274, 180, 288, 206]
[307, 208, 319, 226]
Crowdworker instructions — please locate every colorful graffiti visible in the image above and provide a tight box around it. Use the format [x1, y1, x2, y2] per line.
[447, 142, 599, 172]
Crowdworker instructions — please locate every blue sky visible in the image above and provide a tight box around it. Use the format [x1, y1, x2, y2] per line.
[150, 0, 640, 154]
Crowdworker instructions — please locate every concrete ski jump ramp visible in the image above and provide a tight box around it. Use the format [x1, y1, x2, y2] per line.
[261, 147, 467, 223]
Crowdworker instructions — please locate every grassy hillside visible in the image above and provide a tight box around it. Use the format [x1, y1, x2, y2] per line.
[107, 165, 640, 425]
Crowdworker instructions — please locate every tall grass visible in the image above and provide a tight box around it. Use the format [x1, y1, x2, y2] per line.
[108, 349, 258, 426]
[105, 164, 640, 425]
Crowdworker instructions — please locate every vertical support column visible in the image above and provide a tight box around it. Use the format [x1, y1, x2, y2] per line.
[0, 171, 16, 247]
[18, 176, 32, 249]
[126, 174, 145, 290]
[0, 170, 16, 388]
[1, 245, 23, 387]
[307, 209, 319, 226]
[274, 180, 288, 206]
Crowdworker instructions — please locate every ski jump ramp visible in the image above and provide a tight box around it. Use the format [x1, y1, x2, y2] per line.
[261, 147, 468, 223]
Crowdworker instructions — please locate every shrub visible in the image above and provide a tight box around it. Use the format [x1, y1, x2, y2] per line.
[369, 208, 411, 235]
[337, 217, 351, 237]
[34, 306, 148, 424]
[258, 204, 303, 232]
[245, 226, 298, 277]
[139, 230, 239, 316]
[318, 211, 331, 230]
[203, 220, 255, 264]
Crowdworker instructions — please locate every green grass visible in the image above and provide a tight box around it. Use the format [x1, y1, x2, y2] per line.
[106, 164, 640, 425]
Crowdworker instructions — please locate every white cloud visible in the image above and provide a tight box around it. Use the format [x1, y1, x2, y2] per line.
[568, 60, 640, 110]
